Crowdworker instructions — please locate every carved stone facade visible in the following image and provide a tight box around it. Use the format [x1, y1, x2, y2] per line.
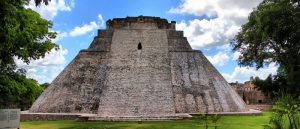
[30, 16, 247, 116]
[230, 77, 269, 104]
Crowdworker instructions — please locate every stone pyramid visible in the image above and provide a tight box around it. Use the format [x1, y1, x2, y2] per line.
[30, 16, 247, 116]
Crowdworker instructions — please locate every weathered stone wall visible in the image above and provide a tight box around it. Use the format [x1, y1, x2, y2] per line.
[106, 16, 175, 30]
[30, 29, 113, 114]
[128, 23, 158, 29]
[199, 51, 247, 111]
[167, 30, 192, 51]
[246, 105, 272, 111]
[88, 30, 113, 51]
[21, 113, 80, 121]
[29, 52, 109, 113]
[97, 29, 175, 116]
[169, 51, 246, 113]
[167, 29, 246, 113]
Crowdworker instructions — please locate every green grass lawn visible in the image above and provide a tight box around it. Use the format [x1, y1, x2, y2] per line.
[21, 112, 271, 129]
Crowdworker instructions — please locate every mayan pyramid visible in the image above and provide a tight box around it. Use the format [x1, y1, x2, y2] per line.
[30, 16, 247, 116]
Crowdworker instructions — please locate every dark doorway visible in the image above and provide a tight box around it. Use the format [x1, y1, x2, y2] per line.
[242, 93, 246, 102]
[138, 42, 142, 50]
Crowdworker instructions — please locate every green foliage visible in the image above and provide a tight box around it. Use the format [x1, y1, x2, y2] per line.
[211, 114, 221, 129]
[0, 73, 43, 110]
[40, 82, 50, 89]
[33, 0, 51, 5]
[198, 113, 209, 129]
[0, 0, 57, 74]
[232, 0, 300, 96]
[253, 66, 291, 99]
[197, 113, 222, 129]
[0, 0, 53, 110]
[264, 92, 300, 129]
[253, 75, 279, 98]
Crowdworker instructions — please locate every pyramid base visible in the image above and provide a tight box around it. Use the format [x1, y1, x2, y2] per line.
[82, 113, 192, 121]
[21, 109, 262, 121]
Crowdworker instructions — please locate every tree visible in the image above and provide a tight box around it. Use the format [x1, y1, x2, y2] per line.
[232, 0, 300, 96]
[0, 0, 57, 74]
[0, 0, 54, 109]
[253, 66, 288, 99]
[0, 74, 44, 110]
[40, 82, 50, 89]
[253, 75, 281, 98]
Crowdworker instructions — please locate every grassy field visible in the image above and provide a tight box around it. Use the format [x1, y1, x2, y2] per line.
[21, 112, 271, 129]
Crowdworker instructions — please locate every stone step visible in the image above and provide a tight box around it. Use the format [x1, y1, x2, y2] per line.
[80, 113, 192, 121]
[85, 116, 183, 121]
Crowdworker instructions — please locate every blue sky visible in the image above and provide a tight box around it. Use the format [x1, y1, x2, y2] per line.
[17, 0, 278, 84]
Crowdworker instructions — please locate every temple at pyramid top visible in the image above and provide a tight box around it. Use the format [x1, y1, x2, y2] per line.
[106, 16, 176, 29]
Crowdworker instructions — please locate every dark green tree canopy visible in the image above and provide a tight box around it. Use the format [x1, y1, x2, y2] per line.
[233, 0, 300, 68]
[0, 0, 57, 74]
[40, 82, 50, 89]
[0, 73, 44, 110]
[0, 0, 52, 110]
[232, 0, 300, 95]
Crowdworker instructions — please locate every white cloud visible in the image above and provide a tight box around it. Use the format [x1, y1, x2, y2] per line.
[224, 50, 278, 83]
[169, 0, 218, 17]
[26, 0, 74, 20]
[50, 14, 104, 39]
[216, 44, 232, 52]
[176, 18, 240, 48]
[15, 46, 68, 84]
[98, 14, 105, 27]
[169, 0, 261, 21]
[69, 21, 98, 37]
[232, 51, 241, 61]
[222, 62, 278, 83]
[171, 0, 262, 49]
[52, 31, 68, 42]
[69, 14, 105, 37]
[206, 51, 230, 66]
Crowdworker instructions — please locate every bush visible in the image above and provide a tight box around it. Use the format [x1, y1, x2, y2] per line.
[265, 92, 300, 129]
[0, 73, 43, 110]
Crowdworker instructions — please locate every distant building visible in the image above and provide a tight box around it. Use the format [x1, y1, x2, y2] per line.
[229, 77, 269, 104]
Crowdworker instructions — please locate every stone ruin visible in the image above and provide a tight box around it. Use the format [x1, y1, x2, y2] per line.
[30, 16, 247, 117]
